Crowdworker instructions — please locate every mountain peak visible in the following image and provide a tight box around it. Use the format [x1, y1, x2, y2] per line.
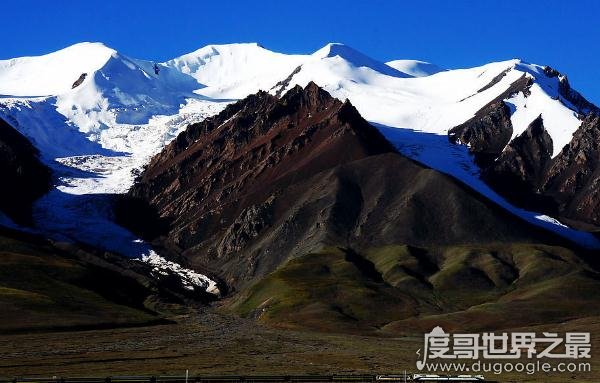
[49, 41, 118, 64]
[311, 42, 352, 58]
[312, 43, 411, 78]
[63, 41, 116, 53]
[281, 81, 332, 105]
[0, 41, 117, 97]
[176, 42, 271, 61]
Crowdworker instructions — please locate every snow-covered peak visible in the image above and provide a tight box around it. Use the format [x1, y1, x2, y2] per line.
[0, 42, 116, 97]
[311, 42, 357, 58]
[165, 43, 306, 99]
[0, 41, 210, 160]
[61, 49, 202, 124]
[173, 42, 264, 59]
[385, 59, 445, 77]
[163, 42, 415, 99]
[312, 43, 411, 78]
[1, 42, 599, 251]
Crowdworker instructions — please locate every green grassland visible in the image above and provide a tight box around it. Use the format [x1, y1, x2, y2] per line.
[2, 237, 600, 382]
[228, 244, 600, 334]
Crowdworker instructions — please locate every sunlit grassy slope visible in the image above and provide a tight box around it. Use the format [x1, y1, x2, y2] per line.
[229, 244, 600, 334]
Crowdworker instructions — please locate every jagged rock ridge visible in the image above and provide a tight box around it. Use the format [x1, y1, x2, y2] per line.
[127, 83, 564, 290]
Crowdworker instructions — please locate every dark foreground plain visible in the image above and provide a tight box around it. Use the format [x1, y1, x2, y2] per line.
[1, 306, 600, 383]
[2, 228, 600, 383]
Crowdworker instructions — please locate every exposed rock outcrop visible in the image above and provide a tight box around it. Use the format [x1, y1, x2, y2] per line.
[483, 115, 556, 213]
[71, 73, 87, 89]
[449, 101, 513, 167]
[451, 101, 600, 227]
[542, 114, 600, 226]
[449, 63, 600, 228]
[544, 66, 599, 116]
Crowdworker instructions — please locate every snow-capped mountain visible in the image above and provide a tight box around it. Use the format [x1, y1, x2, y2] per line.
[161, 42, 600, 242]
[0, 42, 227, 295]
[0, 42, 215, 158]
[1, 40, 599, 265]
[165, 42, 307, 99]
[164, 43, 592, 158]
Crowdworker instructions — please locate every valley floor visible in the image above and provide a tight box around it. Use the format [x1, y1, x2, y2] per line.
[1, 306, 599, 383]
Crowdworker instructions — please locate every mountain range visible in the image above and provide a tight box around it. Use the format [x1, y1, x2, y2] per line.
[1, 41, 599, 333]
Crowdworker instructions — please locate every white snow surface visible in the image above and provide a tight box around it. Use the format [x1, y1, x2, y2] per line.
[385, 59, 445, 77]
[0, 42, 114, 96]
[165, 43, 307, 99]
[505, 63, 582, 157]
[166, 45, 583, 158]
[0, 42, 227, 294]
[0, 41, 598, 266]
[312, 43, 411, 78]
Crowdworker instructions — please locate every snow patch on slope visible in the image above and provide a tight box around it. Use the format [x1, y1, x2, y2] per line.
[386, 59, 445, 77]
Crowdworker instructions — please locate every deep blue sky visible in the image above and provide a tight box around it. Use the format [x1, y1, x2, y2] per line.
[3, 0, 599, 104]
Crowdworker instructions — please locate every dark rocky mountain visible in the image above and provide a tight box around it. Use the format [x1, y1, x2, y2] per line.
[448, 72, 534, 167]
[448, 101, 513, 168]
[449, 64, 600, 229]
[451, 106, 600, 229]
[542, 113, 600, 228]
[482, 115, 557, 213]
[126, 83, 568, 292]
[0, 117, 51, 224]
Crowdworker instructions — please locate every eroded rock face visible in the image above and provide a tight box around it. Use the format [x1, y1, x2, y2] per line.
[449, 73, 534, 169]
[543, 65, 599, 116]
[127, 83, 562, 291]
[131, 81, 395, 236]
[542, 114, 600, 226]
[483, 115, 556, 213]
[127, 82, 397, 286]
[0, 118, 51, 224]
[217, 196, 275, 258]
[451, 100, 600, 227]
[449, 102, 513, 167]
[447, 63, 600, 228]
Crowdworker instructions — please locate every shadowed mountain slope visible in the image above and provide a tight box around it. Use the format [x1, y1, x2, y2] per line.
[0, 117, 51, 224]
[0, 227, 166, 333]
